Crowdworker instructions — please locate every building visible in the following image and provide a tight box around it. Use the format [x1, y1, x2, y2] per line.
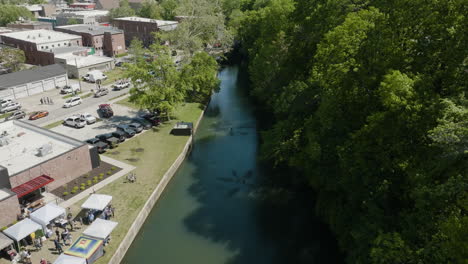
[55, 53, 114, 78]
[7, 21, 53, 31]
[95, 0, 119, 10]
[37, 17, 58, 28]
[0, 29, 82, 66]
[112, 16, 178, 46]
[56, 10, 110, 26]
[55, 24, 125, 56]
[22, 4, 56, 18]
[68, 2, 96, 10]
[0, 64, 68, 99]
[0, 120, 98, 228]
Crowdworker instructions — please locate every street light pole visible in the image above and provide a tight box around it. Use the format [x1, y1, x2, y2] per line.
[75, 57, 82, 92]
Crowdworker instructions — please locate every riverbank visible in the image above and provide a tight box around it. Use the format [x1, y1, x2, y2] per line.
[79, 101, 205, 264]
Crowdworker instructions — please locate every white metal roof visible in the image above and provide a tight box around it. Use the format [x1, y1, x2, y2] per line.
[0, 29, 81, 44]
[81, 194, 112, 211]
[55, 54, 114, 68]
[82, 219, 118, 239]
[2, 218, 41, 241]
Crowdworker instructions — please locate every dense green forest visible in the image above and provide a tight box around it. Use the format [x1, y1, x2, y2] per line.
[227, 0, 467, 263]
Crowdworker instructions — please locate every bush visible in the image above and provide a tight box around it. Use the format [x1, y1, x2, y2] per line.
[73, 186, 79, 190]
[99, 173, 104, 177]
[87, 180, 92, 186]
[71, 190, 76, 194]
[80, 186, 85, 190]
[99, 174, 104, 180]
[107, 171, 112, 175]
[63, 192, 69, 196]
[93, 179, 98, 183]
[93, 176, 98, 181]
[0, 226, 7, 231]
[111, 166, 116, 171]
[83, 173, 90, 178]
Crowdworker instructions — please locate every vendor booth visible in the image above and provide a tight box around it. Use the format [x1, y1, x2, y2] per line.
[64, 236, 104, 264]
[81, 194, 112, 211]
[82, 219, 117, 243]
[0, 233, 14, 260]
[53, 253, 86, 264]
[30, 203, 66, 230]
[2, 219, 42, 250]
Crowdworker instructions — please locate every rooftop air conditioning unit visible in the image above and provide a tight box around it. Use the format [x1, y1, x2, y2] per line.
[37, 143, 52, 157]
[48, 36, 51, 39]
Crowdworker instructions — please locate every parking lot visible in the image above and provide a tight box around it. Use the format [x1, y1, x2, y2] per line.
[50, 102, 147, 141]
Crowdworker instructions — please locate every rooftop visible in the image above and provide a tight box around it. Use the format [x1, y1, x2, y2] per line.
[0, 64, 66, 89]
[0, 121, 84, 176]
[113, 16, 178, 26]
[0, 29, 81, 44]
[55, 54, 114, 67]
[7, 21, 52, 26]
[0, 188, 14, 201]
[56, 24, 122, 35]
[58, 10, 109, 17]
[52, 45, 89, 55]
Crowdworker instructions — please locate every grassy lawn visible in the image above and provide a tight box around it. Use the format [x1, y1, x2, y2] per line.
[115, 97, 135, 109]
[116, 98, 202, 121]
[43, 120, 64, 129]
[0, 112, 12, 120]
[64, 102, 203, 264]
[102, 68, 125, 86]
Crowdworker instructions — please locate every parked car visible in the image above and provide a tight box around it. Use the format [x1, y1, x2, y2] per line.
[95, 133, 119, 148]
[1, 102, 21, 113]
[85, 138, 109, 153]
[115, 61, 124, 67]
[112, 80, 130, 90]
[128, 122, 143, 133]
[94, 88, 109, 98]
[80, 113, 96, 124]
[29, 111, 49, 120]
[63, 116, 86, 128]
[115, 125, 136, 138]
[63, 97, 82, 108]
[5, 110, 26, 120]
[98, 104, 113, 118]
[0, 99, 14, 108]
[60, 84, 80, 94]
[111, 130, 126, 142]
[131, 117, 152, 129]
[140, 113, 161, 126]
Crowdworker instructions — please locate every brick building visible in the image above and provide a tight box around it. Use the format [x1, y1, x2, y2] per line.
[7, 21, 53, 31]
[112, 16, 178, 46]
[55, 24, 125, 56]
[0, 29, 82, 66]
[0, 120, 99, 228]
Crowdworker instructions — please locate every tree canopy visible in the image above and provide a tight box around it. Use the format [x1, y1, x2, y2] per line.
[109, 0, 135, 19]
[0, 4, 34, 26]
[234, 0, 468, 263]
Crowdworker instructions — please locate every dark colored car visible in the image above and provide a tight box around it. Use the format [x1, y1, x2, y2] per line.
[128, 122, 143, 133]
[116, 124, 136, 137]
[111, 131, 126, 142]
[98, 104, 113, 118]
[29, 110, 49, 120]
[95, 133, 119, 148]
[86, 138, 109, 153]
[131, 118, 152, 129]
[141, 114, 161, 126]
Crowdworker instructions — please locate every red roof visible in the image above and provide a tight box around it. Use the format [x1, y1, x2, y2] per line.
[12, 175, 54, 198]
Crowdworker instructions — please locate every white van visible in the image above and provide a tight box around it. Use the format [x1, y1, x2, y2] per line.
[84, 70, 107, 83]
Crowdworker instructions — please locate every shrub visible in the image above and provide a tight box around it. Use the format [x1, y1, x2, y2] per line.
[99, 174, 104, 180]
[107, 171, 112, 175]
[73, 186, 79, 190]
[99, 173, 104, 177]
[93, 176, 98, 181]
[80, 186, 85, 190]
[0, 226, 7, 231]
[71, 190, 76, 194]
[83, 173, 90, 178]
[63, 192, 68, 196]
[87, 180, 92, 186]
[93, 179, 98, 183]
[111, 166, 116, 171]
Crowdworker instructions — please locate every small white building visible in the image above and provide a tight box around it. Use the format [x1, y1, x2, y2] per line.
[0, 64, 68, 99]
[55, 54, 114, 78]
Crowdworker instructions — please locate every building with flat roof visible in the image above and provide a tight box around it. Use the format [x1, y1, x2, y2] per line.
[56, 10, 110, 26]
[55, 53, 114, 78]
[6, 21, 53, 31]
[0, 64, 68, 100]
[68, 2, 96, 10]
[0, 29, 82, 66]
[55, 24, 125, 56]
[112, 16, 178, 46]
[0, 120, 98, 228]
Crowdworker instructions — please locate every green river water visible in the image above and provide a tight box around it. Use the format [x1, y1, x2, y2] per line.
[121, 65, 342, 264]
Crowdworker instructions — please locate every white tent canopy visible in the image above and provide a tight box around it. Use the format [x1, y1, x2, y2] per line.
[53, 254, 86, 264]
[82, 219, 118, 240]
[81, 194, 112, 211]
[2, 219, 41, 242]
[30, 203, 66, 228]
[0, 232, 13, 250]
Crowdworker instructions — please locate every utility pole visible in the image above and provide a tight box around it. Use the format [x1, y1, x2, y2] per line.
[75, 57, 82, 92]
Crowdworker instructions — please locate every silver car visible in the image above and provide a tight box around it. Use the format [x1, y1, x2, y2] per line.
[1, 102, 21, 113]
[63, 116, 86, 128]
[5, 110, 26, 120]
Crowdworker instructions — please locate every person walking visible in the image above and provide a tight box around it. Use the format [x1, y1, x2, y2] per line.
[40, 98, 43, 104]
[54, 239, 63, 254]
[55, 228, 60, 243]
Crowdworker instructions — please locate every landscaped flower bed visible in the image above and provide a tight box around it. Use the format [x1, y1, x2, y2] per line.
[51, 161, 122, 200]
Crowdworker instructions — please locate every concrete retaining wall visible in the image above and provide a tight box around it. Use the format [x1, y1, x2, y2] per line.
[108, 108, 205, 264]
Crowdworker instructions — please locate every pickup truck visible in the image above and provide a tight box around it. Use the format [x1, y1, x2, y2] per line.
[112, 80, 130, 90]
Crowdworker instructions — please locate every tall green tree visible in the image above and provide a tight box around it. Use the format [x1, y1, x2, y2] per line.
[0, 5, 33, 26]
[180, 52, 219, 103]
[138, 0, 162, 19]
[109, 0, 135, 19]
[0, 47, 25, 72]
